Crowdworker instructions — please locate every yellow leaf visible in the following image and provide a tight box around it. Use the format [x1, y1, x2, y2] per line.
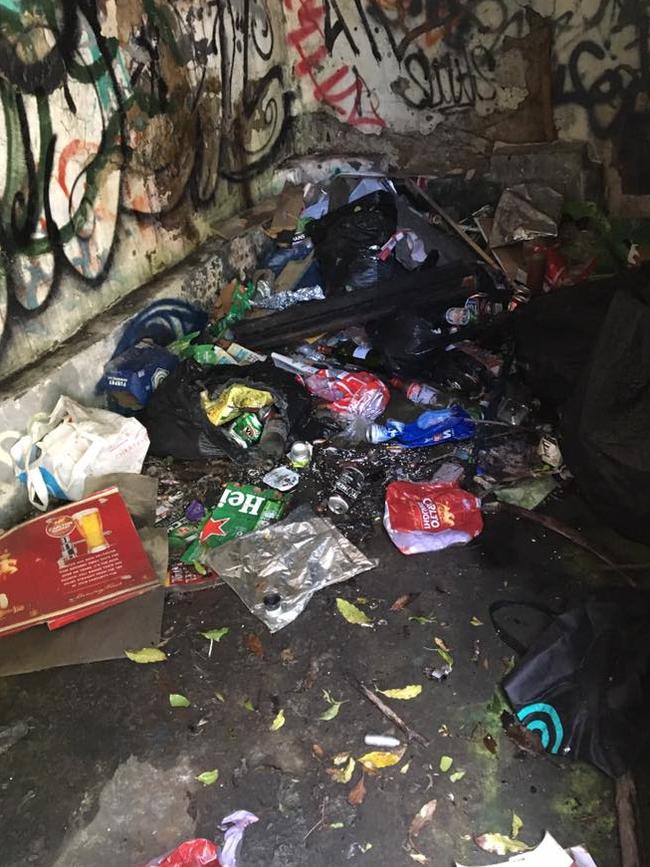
[327, 756, 356, 783]
[215, 692, 225, 703]
[336, 598, 373, 626]
[243, 698, 255, 712]
[434, 637, 450, 652]
[358, 749, 405, 771]
[332, 752, 350, 766]
[124, 647, 167, 663]
[378, 684, 422, 700]
[470, 616, 484, 627]
[400, 761, 411, 775]
[512, 813, 523, 839]
[449, 770, 466, 783]
[270, 709, 285, 731]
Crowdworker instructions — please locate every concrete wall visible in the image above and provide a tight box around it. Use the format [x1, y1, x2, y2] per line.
[282, 0, 645, 200]
[0, 0, 645, 384]
[0, 0, 294, 381]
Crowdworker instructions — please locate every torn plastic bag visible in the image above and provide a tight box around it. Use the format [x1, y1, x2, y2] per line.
[384, 480, 483, 554]
[139, 359, 310, 461]
[369, 407, 475, 447]
[560, 283, 650, 542]
[139, 810, 258, 867]
[306, 191, 397, 292]
[139, 839, 221, 867]
[303, 369, 390, 420]
[497, 591, 650, 778]
[202, 506, 378, 631]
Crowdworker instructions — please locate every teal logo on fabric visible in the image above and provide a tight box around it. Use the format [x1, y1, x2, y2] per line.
[516, 703, 564, 754]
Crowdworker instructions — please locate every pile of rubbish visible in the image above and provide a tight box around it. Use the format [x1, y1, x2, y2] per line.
[3, 167, 650, 866]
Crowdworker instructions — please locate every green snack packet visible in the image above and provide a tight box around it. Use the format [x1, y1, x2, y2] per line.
[210, 281, 256, 339]
[180, 483, 284, 563]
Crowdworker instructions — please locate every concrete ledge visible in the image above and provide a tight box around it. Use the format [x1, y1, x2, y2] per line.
[0, 200, 276, 528]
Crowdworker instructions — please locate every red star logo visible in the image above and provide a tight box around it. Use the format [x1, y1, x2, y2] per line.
[200, 517, 230, 542]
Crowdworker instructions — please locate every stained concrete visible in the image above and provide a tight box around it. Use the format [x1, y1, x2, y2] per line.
[0, 492, 628, 867]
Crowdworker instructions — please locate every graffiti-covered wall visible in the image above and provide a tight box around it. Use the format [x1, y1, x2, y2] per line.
[283, 0, 645, 187]
[0, 0, 292, 380]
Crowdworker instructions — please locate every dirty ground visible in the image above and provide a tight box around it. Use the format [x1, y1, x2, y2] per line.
[0, 490, 628, 867]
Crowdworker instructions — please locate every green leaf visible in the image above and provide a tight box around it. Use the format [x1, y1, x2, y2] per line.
[193, 560, 207, 576]
[449, 770, 466, 783]
[409, 615, 436, 624]
[319, 689, 347, 720]
[200, 627, 229, 642]
[439, 755, 453, 773]
[195, 769, 219, 786]
[336, 598, 373, 626]
[329, 822, 345, 829]
[511, 813, 523, 839]
[436, 648, 454, 668]
[378, 684, 422, 700]
[124, 647, 167, 663]
[243, 698, 255, 712]
[475, 833, 530, 856]
[270, 709, 285, 731]
[169, 693, 190, 708]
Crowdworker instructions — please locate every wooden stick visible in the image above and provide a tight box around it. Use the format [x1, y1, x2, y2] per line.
[404, 178, 502, 271]
[357, 681, 430, 747]
[616, 771, 644, 867]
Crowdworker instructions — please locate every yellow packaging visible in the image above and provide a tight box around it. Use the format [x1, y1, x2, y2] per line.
[201, 385, 274, 426]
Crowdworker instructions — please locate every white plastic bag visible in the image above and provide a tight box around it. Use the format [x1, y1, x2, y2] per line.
[9, 397, 150, 510]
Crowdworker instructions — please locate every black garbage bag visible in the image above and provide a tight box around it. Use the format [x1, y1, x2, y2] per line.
[496, 592, 650, 778]
[306, 191, 397, 292]
[560, 282, 650, 541]
[139, 359, 311, 461]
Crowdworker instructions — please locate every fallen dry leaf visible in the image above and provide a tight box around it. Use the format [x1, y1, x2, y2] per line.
[434, 637, 450, 652]
[347, 775, 367, 806]
[326, 756, 355, 784]
[483, 733, 498, 755]
[409, 799, 437, 838]
[244, 634, 264, 659]
[390, 593, 419, 611]
[280, 648, 295, 664]
[475, 833, 530, 856]
[312, 744, 326, 760]
[409, 854, 428, 864]
[378, 684, 422, 701]
[358, 748, 405, 771]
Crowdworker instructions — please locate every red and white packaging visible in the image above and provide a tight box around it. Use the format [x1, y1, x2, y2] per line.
[384, 480, 483, 555]
[303, 369, 389, 420]
[139, 839, 221, 867]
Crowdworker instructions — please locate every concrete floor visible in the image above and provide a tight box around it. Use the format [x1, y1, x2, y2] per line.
[0, 489, 630, 867]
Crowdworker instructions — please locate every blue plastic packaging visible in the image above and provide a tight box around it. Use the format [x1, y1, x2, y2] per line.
[370, 406, 475, 447]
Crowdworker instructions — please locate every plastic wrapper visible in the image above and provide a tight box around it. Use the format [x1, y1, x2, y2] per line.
[303, 369, 389, 420]
[369, 407, 475, 447]
[200, 385, 273, 426]
[252, 285, 325, 311]
[384, 480, 483, 554]
[202, 506, 378, 631]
